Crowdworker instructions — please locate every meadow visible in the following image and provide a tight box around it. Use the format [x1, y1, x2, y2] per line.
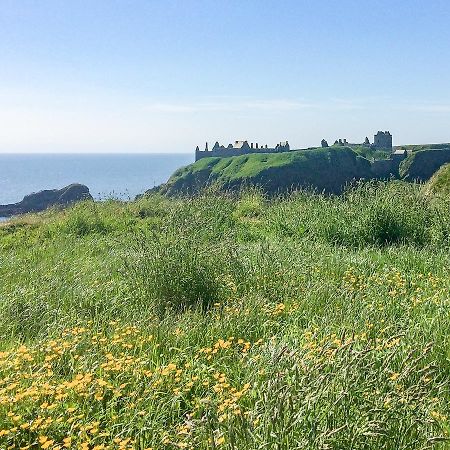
[0, 181, 449, 449]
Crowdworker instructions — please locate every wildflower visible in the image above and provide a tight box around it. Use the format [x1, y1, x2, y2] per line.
[272, 303, 286, 315]
[431, 410, 447, 421]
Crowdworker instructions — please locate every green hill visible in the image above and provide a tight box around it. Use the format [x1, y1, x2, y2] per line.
[425, 163, 450, 195]
[159, 147, 372, 195]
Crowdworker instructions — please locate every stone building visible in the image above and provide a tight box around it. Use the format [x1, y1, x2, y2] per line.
[327, 132, 392, 149]
[195, 140, 290, 161]
[391, 149, 407, 162]
[370, 148, 407, 178]
[374, 131, 393, 150]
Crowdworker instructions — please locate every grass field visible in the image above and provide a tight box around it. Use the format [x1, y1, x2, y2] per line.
[0, 181, 449, 449]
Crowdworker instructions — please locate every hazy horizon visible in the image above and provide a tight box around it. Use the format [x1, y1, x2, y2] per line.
[1, 0, 450, 153]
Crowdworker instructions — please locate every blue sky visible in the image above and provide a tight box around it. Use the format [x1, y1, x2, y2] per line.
[1, 0, 450, 153]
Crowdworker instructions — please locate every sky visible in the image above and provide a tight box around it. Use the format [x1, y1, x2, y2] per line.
[1, 0, 450, 153]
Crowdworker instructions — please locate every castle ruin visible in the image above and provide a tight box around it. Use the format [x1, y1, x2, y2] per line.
[373, 131, 393, 150]
[195, 140, 290, 161]
[195, 131, 394, 162]
[326, 132, 393, 150]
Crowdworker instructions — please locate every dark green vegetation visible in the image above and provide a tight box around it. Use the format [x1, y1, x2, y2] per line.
[344, 144, 391, 161]
[0, 182, 449, 449]
[159, 147, 372, 195]
[400, 148, 450, 181]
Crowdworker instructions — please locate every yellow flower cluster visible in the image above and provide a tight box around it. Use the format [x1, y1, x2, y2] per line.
[342, 267, 448, 310]
[0, 322, 254, 449]
[197, 336, 262, 361]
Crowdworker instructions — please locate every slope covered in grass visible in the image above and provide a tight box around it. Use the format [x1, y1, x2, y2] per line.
[425, 163, 450, 196]
[159, 147, 372, 195]
[0, 183, 449, 449]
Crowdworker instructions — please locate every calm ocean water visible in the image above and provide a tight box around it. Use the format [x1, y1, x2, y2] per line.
[0, 153, 193, 209]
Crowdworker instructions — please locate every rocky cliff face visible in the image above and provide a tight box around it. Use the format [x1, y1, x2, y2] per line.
[400, 149, 450, 181]
[0, 183, 92, 217]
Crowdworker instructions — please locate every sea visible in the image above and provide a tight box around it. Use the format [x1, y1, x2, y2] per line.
[0, 153, 193, 220]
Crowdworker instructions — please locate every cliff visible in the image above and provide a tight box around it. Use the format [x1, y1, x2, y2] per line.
[400, 148, 450, 181]
[0, 183, 93, 217]
[157, 147, 373, 196]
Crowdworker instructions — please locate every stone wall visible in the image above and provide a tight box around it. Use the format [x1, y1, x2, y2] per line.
[371, 159, 398, 178]
[195, 146, 289, 161]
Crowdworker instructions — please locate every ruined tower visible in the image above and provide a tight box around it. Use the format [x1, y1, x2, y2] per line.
[373, 131, 392, 150]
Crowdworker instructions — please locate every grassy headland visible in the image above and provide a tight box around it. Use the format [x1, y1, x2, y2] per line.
[159, 147, 372, 195]
[0, 182, 449, 449]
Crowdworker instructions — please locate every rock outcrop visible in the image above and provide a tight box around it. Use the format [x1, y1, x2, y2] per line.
[0, 183, 92, 217]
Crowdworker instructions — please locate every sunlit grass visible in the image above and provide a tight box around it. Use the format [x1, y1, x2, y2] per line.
[0, 182, 449, 449]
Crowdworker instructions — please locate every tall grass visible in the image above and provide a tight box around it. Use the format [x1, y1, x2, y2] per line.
[0, 182, 449, 449]
[126, 230, 233, 316]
